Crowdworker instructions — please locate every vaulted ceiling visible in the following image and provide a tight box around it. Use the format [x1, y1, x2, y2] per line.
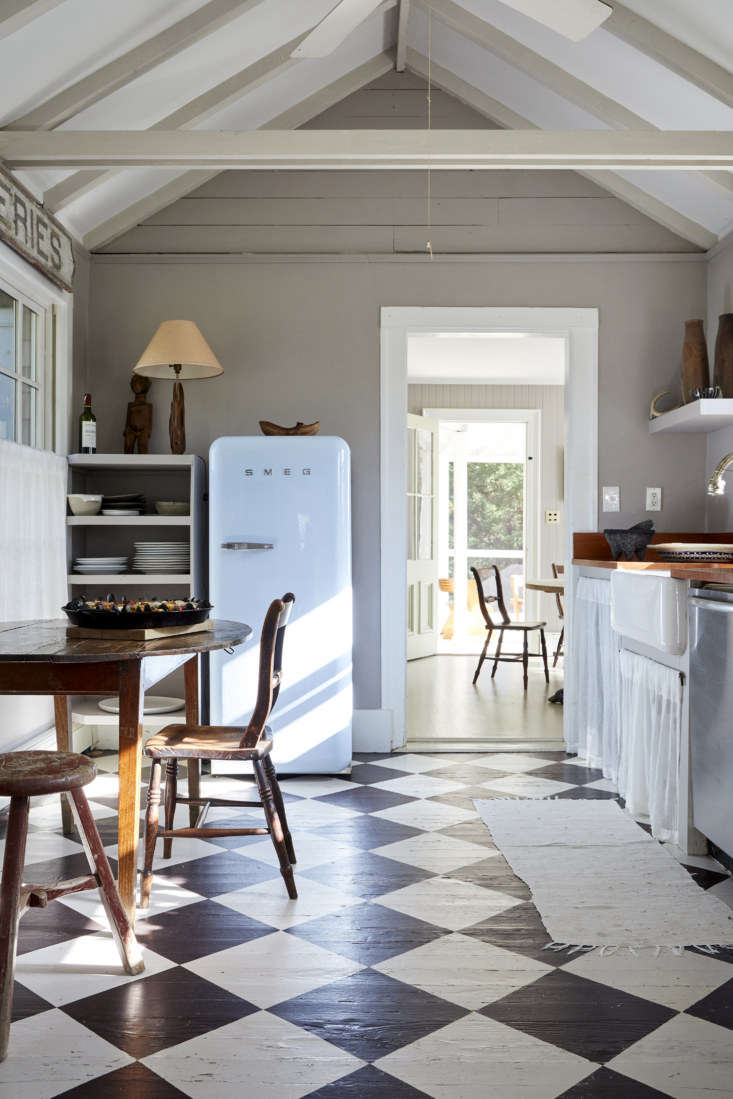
[1, 0, 731, 253]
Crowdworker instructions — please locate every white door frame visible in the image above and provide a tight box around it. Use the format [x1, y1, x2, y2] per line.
[380, 305, 598, 749]
[424, 407, 541, 630]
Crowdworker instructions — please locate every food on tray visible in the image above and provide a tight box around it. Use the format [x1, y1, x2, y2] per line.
[62, 594, 212, 629]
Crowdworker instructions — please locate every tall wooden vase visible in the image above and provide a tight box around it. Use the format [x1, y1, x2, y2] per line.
[713, 313, 733, 398]
[681, 319, 709, 403]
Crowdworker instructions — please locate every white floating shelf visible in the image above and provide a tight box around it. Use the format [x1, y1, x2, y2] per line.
[649, 398, 733, 434]
[67, 515, 191, 526]
[69, 453, 197, 470]
[68, 574, 192, 584]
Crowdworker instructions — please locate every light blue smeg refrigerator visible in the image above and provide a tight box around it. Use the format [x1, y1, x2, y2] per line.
[208, 436, 352, 774]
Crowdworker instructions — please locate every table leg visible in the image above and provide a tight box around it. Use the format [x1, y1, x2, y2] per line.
[184, 656, 200, 828]
[117, 662, 144, 925]
[53, 696, 74, 836]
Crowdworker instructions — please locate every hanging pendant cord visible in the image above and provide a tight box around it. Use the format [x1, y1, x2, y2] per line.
[426, 6, 433, 260]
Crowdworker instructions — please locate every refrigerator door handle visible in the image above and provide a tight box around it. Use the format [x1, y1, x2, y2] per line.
[221, 541, 274, 551]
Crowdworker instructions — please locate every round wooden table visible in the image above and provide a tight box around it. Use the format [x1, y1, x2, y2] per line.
[0, 619, 252, 922]
[525, 578, 565, 595]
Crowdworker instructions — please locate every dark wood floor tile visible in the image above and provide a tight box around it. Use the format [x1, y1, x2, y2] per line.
[349, 763, 410, 785]
[315, 786, 415, 813]
[680, 865, 730, 890]
[557, 1066, 671, 1097]
[532, 762, 605, 785]
[62, 966, 257, 1058]
[445, 856, 532, 900]
[134, 898, 275, 963]
[272, 968, 467, 1060]
[438, 819, 497, 848]
[686, 977, 733, 1030]
[302, 851, 434, 899]
[481, 969, 675, 1062]
[17, 898, 99, 955]
[287, 901, 446, 965]
[304, 1063, 429, 1097]
[555, 787, 618, 801]
[310, 815, 422, 851]
[429, 787, 502, 812]
[151, 848, 279, 898]
[57, 1061, 189, 1098]
[462, 901, 566, 966]
[426, 764, 512, 786]
[11, 981, 53, 1022]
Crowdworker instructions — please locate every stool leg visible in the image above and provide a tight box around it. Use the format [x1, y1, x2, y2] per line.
[53, 697, 74, 836]
[163, 759, 178, 860]
[264, 754, 296, 865]
[140, 759, 162, 910]
[0, 796, 29, 1062]
[253, 758, 297, 899]
[69, 787, 143, 976]
[522, 631, 529, 690]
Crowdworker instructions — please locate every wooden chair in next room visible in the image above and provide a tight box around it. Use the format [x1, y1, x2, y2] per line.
[141, 594, 297, 906]
[471, 565, 549, 691]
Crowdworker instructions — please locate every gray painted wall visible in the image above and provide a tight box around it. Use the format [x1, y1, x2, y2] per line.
[86, 253, 707, 707]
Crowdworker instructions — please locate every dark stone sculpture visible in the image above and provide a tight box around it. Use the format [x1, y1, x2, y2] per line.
[603, 520, 655, 561]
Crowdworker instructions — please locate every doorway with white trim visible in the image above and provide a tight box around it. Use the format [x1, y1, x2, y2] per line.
[381, 306, 599, 753]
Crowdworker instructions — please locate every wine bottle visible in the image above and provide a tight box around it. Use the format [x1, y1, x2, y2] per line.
[79, 393, 96, 454]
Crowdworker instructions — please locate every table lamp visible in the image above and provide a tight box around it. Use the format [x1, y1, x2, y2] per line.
[133, 320, 223, 454]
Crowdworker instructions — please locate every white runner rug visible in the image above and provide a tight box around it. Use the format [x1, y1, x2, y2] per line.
[474, 799, 733, 954]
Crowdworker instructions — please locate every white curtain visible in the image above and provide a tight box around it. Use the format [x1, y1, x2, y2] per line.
[618, 649, 682, 844]
[567, 577, 622, 782]
[0, 440, 67, 620]
[0, 441, 67, 750]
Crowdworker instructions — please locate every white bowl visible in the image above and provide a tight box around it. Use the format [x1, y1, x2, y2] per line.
[155, 501, 189, 516]
[68, 494, 103, 516]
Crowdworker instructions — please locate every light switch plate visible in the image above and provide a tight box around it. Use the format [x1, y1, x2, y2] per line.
[602, 486, 620, 512]
[646, 487, 662, 511]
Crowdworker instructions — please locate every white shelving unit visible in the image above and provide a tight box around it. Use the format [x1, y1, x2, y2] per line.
[67, 453, 205, 597]
[649, 398, 733, 434]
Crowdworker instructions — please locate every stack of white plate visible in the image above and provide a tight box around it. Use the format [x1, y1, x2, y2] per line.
[74, 556, 128, 574]
[133, 541, 190, 574]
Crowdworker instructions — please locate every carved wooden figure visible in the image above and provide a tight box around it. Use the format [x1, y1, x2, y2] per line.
[123, 374, 153, 454]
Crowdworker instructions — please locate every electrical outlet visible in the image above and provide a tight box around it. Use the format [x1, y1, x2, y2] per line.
[602, 486, 620, 512]
[646, 487, 662, 511]
[545, 510, 560, 524]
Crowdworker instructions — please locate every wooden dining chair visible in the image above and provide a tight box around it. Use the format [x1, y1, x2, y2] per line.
[141, 594, 297, 907]
[471, 565, 549, 690]
[551, 562, 565, 666]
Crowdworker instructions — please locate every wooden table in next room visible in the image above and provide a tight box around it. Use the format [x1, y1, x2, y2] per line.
[525, 578, 565, 595]
[0, 619, 252, 923]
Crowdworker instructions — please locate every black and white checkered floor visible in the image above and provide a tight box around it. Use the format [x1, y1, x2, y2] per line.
[2, 748, 733, 1097]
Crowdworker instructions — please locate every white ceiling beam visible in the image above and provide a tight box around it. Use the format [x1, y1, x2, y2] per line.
[406, 49, 716, 250]
[4, 0, 266, 130]
[83, 51, 396, 252]
[396, 0, 411, 71]
[0, 0, 67, 40]
[44, 30, 308, 213]
[2, 129, 731, 171]
[419, 0, 733, 202]
[605, 2, 733, 110]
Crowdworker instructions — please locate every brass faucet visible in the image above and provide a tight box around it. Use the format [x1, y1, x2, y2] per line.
[707, 452, 733, 495]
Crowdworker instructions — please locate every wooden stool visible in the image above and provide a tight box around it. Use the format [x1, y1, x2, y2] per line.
[0, 751, 143, 1061]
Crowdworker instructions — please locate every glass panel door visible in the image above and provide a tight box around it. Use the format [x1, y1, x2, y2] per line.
[0, 286, 44, 447]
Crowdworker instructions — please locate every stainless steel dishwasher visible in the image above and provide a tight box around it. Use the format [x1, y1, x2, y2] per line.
[689, 587, 733, 859]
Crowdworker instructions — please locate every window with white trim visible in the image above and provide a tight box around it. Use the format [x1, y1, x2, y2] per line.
[0, 279, 47, 448]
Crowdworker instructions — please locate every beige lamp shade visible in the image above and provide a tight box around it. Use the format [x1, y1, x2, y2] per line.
[133, 320, 223, 380]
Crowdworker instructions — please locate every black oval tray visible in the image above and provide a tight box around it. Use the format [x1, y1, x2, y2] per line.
[63, 601, 212, 630]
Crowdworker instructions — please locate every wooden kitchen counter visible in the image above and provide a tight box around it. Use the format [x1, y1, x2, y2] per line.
[573, 531, 733, 585]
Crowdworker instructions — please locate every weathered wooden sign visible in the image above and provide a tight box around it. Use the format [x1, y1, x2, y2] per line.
[0, 164, 74, 291]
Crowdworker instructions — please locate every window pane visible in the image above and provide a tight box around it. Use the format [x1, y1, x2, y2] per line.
[0, 373, 15, 441]
[416, 428, 433, 493]
[21, 306, 37, 380]
[467, 462, 524, 551]
[407, 427, 416, 492]
[0, 290, 15, 375]
[417, 496, 433, 560]
[21, 383, 36, 446]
